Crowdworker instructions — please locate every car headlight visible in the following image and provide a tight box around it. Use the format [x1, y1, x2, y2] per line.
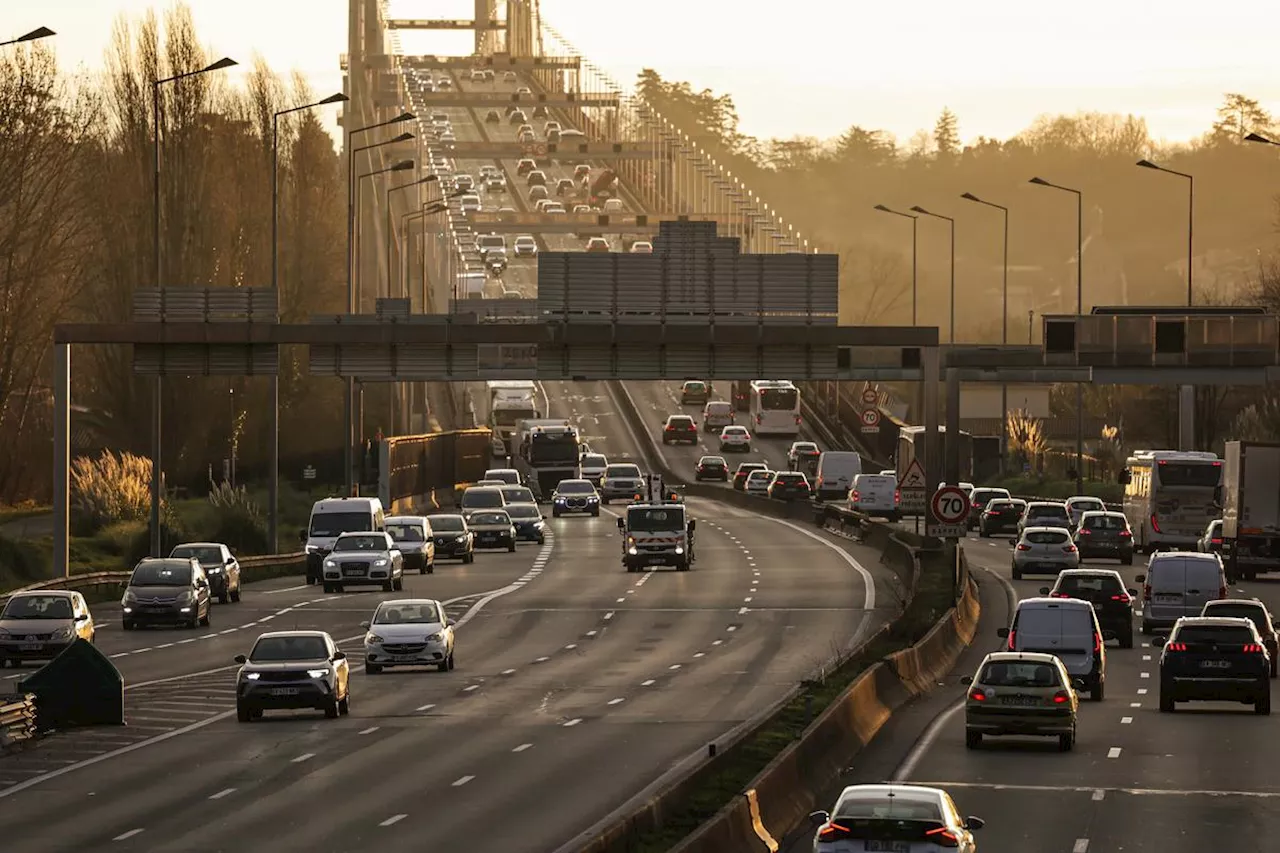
[323, 559, 337, 568]
[307, 669, 331, 679]
[244, 672, 261, 680]
[427, 632, 443, 642]
[51, 626, 73, 640]
[306, 545, 320, 553]
[122, 591, 137, 604]
[587, 496, 599, 503]
[554, 496, 566, 503]
[207, 566, 222, 574]
[628, 547, 638, 555]
[373, 558, 388, 567]
[0, 628, 9, 638]
[454, 535, 468, 543]
[674, 546, 685, 555]
[366, 633, 383, 644]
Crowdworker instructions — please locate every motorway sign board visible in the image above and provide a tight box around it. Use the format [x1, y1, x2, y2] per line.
[861, 387, 878, 405]
[859, 408, 881, 433]
[928, 485, 970, 538]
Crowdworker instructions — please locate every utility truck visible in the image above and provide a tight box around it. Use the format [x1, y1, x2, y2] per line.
[616, 474, 696, 572]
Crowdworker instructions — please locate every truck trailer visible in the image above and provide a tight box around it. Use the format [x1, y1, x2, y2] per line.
[1222, 440, 1280, 581]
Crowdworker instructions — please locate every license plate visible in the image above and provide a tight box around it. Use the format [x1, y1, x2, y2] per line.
[343, 568, 365, 577]
[1201, 660, 1232, 669]
[866, 842, 909, 853]
[270, 687, 300, 696]
[19, 643, 42, 652]
[391, 655, 421, 662]
[1000, 696, 1040, 706]
[1155, 594, 1181, 602]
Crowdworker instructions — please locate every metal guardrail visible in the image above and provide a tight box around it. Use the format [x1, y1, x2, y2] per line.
[0, 693, 37, 750]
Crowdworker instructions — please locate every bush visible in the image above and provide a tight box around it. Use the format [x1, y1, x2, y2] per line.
[0, 535, 52, 591]
[207, 482, 269, 555]
[70, 450, 156, 536]
[125, 507, 189, 567]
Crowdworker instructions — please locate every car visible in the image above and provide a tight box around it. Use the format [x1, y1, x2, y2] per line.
[1156, 616, 1271, 714]
[541, 202, 565, 214]
[474, 479, 508, 487]
[1203, 598, 1280, 677]
[532, 104, 548, 118]
[695, 455, 729, 481]
[572, 162, 588, 179]
[848, 473, 898, 521]
[526, 170, 547, 187]
[362, 599, 455, 674]
[1065, 495, 1107, 528]
[586, 236, 611, 253]
[485, 250, 508, 276]
[552, 478, 602, 516]
[427, 513, 475, 563]
[517, 129, 536, 144]
[516, 158, 536, 176]
[702, 400, 734, 432]
[516, 123, 535, 136]
[505, 105, 521, 117]
[516, 86, 532, 94]
[1044, 568, 1137, 648]
[963, 651, 1080, 751]
[530, 186, 551, 202]
[436, 77, 452, 89]
[546, 128, 560, 144]
[1017, 501, 1072, 537]
[629, 241, 653, 253]
[1001, 595, 1109, 700]
[321, 531, 404, 593]
[454, 174, 475, 192]
[579, 452, 608, 485]
[459, 194, 481, 213]
[508, 109, 528, 125]
[503, 71, 518, 83]
[498, 484, 538, 506]
[546, 120, 563, 135]
[484, 175, 506, 192]
[967, 487, 1011, 529]
[978, 498, 1026, 537]
[662, 414, 698, 444]
[121, 557, 212, 630]
[505, 503, 548, 543]
[680, 380, 710, 405]
[439, 132, 457, 146]
[1137, 551, 1227, 634]
[769, 471, 811, 500]
[1073, 510, 1134, 564]
[600, 463, 644, 504]
[467, 509, 517, 551]
[807, 783, 983, 851]
[513, 235, 538, 256]
[1198, 519, 1224, 554]
[234, 630, 350, 721]
[733, 462, 768, 490]
[460, 485, 508, 516]
[572, 203, 592, 213]
[603, 198, 625, 212]
[170, 542, 241, 604]
[1012, 527, 1080, 579]
[479, 164, 500, 178]
[0, 591, 95, 666]
[787, 440, 820, 470]
[384, 515, 436, 574]
[744, 469, 775, 496]
[719, 425, 751, 452]
[814, 451, 863, 503]
[556, 177, 577, 196]
[483, 468, 521, 484]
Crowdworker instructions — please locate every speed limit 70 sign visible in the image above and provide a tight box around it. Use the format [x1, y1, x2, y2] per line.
[929, 486, 970, 538]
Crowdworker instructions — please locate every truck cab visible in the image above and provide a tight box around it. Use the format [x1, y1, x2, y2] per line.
[615, 475, 696, 572]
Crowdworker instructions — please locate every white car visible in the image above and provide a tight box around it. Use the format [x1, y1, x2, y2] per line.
[719, 425, 752, 452]
[809, 783, 983, 852]
[630, 241, 653, 253]
[513, 235, 538, 256]
[744, 469, 775, 496]
[459, 194, 481, 213]
[362, 598, 455, 673]
[580, 452, 608, 485]
[542, 202, 566, 214]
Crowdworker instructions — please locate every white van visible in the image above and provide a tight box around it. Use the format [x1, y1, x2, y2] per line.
[849, 473, 899, 521]
[302, 497, 386, 584]
[702, 401, 734, 432]
[1137, 552, 1226, 635]
[813, 451, 863, 502]
[999, 596, 1108, 700]
[460, 270, 486, 297]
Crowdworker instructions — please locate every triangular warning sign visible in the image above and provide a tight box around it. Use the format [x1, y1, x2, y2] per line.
[899, 459, 926, 490]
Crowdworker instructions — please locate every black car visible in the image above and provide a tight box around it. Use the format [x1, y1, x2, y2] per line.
[1073, 511, 1135, 565]
[662, 415, 698, 445]
[1044, 569, 1137, 648]
[484, 110, 500, 123]
[504, 503, 548, 544]
[1157, 616, 1271, 714]
[695, 455, 729, 481]
[967, 488, 1011, 530]
[1203, 599, 1280, 678]
[120, 558, 212, 630]
[427, 513, 475, 564]
[978, 499, 1025, 537]
[768, 472, 811, 501]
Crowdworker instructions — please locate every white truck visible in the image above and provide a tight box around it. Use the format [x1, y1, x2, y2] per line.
[616, 474, 696, 572]
[1222, 440, 1280, 581]
[487, 381, 540, 455]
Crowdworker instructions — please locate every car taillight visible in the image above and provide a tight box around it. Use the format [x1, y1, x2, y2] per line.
[850, 490, 861, 502]
[925, 826, 960, 848]
[1016, 543, 1032, 551]
[1007, 629, 1016, 651]
[1211, 537, 1222, 545]
[968, 689, 986, 701]
[1143, 582, 1152, 601]
[894, 489, 901, 505]
[1111, 593, 1132, 604]
[1244, 644, 1266, 654]
[755, 414, 762, 424]
[1052, 592, 1071, 598]
[972, 501, 981, 510]
[816, 822, 851, 842]
[1052, 690, 1070, 704]
[795, 415, 801, 425]
[1078, 528, 1092, 535]
[1166, 642, 1187, 652]
[664, 425, 673, 431]
[1094, 632, 1102, 653]
[1063, 544, 1078, 553]
[1220, 583, 1227, 597]
[1150, 514, 1161, 534]
[1118, 530, 1132, 538]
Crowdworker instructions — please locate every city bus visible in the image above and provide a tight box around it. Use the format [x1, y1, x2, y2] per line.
[748, 380, 801, 437]
[1122, 449, 1223, 552]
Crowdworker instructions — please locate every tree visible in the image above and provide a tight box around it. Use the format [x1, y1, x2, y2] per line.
[831, 125, 897, 169]
[933, 108, 960, 162]
[1211, 93, 1271, 143]
[839, 245, 910, 325]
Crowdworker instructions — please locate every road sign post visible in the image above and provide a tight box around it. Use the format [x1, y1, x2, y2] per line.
[898, 459, 926, 516]
[859, 408, 881, 433]
[928, 485, 969, 539]
[861, 387, 878, 406]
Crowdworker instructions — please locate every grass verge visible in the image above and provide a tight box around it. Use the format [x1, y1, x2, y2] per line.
[0, 503, 50, 528]
[624, 552, 958, 853]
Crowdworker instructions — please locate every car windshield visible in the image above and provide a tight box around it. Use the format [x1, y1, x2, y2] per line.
[172, 546, 222, 564]
[501, 487, 537, 504]
[668, 417, 694, 426]
[724, 427, 747, 435]
[1174, 624, 1256, 644]
[627, 508, 684, 532]
[606, 465, 640, 478]
[775, 474, 806, 484]
[1083, 515, 1128, 530]
[506, 505, 540, 520]
[684, 382, 706, 392]
[309, 511, 373, 537]
[700, 458, 726, 466]
[986, 501, 1017, 512]
[333, 535, 387, 551]
[131, 563, 192, 586]
[1204, 603, 1268, 626]
[979, 660, 1061, 687]
[2, 595, 73, 620]
[1029, 506, 1069, 519]
[428, 515, 465, 532]
[557, 481, 595, 494]
[1025, 531, 1070, 544]
[470, 512, 510, 526]
[1070, 498, 1105, 511]
[748, 472, 773, 483]
[385, 523, 425, 543]
[484, 470, 520, 484]
[250, 635, 329, 662]
[834, 792, 944, 823]
[1056, 574, 1122, 595]
[582, 455, 607, 467]
[738, 464, 766, 473]
[462, 490, 504, 508]
[374, 602, 441, 624]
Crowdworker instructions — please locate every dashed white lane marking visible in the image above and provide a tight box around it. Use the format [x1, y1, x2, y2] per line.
[1092, 789, 1105, 801]
[616, 597, 625, 603]
[113, 829, 145, 841]
[669, 663, 681, 670]
[641, 679, 655, 686]
[416, 703, 435, 712]
[501, 668, 516, 675]
[744, 597, 753, 603]
[727, 626, 738, 632]
[209, 788, 235, 800]
[1129, 702, 1141, 708]
[292, 753, 315, 763]
[1107, 747, 1122, 759]
[712, 639, 723, 646]
[512, 743, 532, 752]
[1137, 688, 1148, 695]
[563, 718, 583, 727]
[534, 656, 550, 663]
[1139, 672, 1150, 679]
[693, 652, 705, 658]
[565, 643, 578, 650]
[585, 630, 598, 637]
[359, 726, 380, 735]
[452, 775, 475, 787]
[604, 611, 615, 620]
[463, 685, 479, 692]
[156, 643, 174, 649]
[1121, 716, 1133, 724]
[1142, 654, 1152, 661]
[380, 814, 408, 827]
[738, 606, 750, 615]
[607, 697, 625, 705]
[1073, 839, 1090, 853]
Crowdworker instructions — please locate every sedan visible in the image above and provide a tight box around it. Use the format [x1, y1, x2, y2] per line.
[579, 452, 608, 485]
[362, 598, 455, 673]
[695, 455, 729, 481]
[978, 499, 1026, 537]
[552, 479, 602, 517]
[513, 236, 538, 256]
[719, 425, 752, 452]
[744, 469, 775, 496]
[808, 783, 983, 852]
[0, 591, 95, 667]
[467, 509, 517, 552]
[235, 630, 350, 721]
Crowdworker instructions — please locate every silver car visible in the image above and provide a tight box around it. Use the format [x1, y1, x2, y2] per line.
[0, 590, 95, 667]
[808, 783, 982, 852]
[321, 532, 404, 593]
[600, 463, 643, 504]
[467, 509, 517, 551]
[580, 452, 608, 485]
[1017, 501, 1072, 537]
[362, 598, 456, 673]
[1012, 526, 1080, 580]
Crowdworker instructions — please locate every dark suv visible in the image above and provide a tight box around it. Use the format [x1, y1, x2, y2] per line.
[1044, 569, 1137, 648]
[662, 415, 698, 445]
[1073, 511, 1135, 565]
[695, 456, 729, 481]
[1157, 616, 1271, 714]
[978, 499, 1026, 537]
[1203, 599, 1280, 678]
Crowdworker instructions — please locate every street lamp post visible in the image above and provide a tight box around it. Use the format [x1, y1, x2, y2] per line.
[1, 26, 54, 47]
[149, 56, 237, 558]
[960, 192, 1010, 473]
[908, 206, 956, 343]
[872, 205, 918, 326]
[1029, 176, 1085, 493]
[382, 174, 436, 438]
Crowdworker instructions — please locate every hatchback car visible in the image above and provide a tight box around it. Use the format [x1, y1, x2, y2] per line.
[733, 462, 769, 490]
[1017, 501, 1072, 536]
[552, 478, 602, 516]
[513, 235, 538, 256]
[1203, 598, 1280, 677]
[363, 599, 456, 674]
[427, 513, 475, 564]
[1157, 616, 1271, 714]
[680, 380, 710, 405]
[808, 783, 983, 852]
[1198, 519, 1224, 554]
[787, 440, 821, 470]
[967, 487, 1011, 530]
[963, 651, 1080, 751]
[235, 630, 350, 721]
[504, 503, 548, 543]
[556, 177, 577, 197]
[484, 109, 500, 123]
[1012, 527, 1080, 579]
[1073, 510, 1134, 564]
[719, 425, 752, 452]
[508, 109, 527, 125]
[1044, 568, 1137, 648]
[526, 169, 547, 187]
[516, 158, 536, 176]
[695, 455, 730, 481]
[662, 414, 698, 444]
[121, 557, 212, 630]
[769, 472, 811, 500]
[1065, 495, 1107, 527]
[498, 485, 537, 506]
[585, 237, 610, 253]
[467, 510, 517, 551]
[744, 469, 775, 496]
[0, 591, 95, 666]
[170, 542, 241, 603]
[978, 498, 1026, 537]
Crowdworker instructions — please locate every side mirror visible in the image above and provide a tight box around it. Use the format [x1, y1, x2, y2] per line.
[226, 556, 236, 565]
[445, 618, 454, 628]
[688, 519, 697, 532]
[807, 810, 830, 827]
[75, 613, 89, 622]
[359, 621, 370, 629]
[332, 651, 346, 661]
[1102, 630, 1116, 641]
[1151, 637, 1167, 648]
[1127, 588, 1139, 598]
[196, 579, 208, 589]
[234, 654, 247, 664]
[996, 627, 1010, 638]
[1039, 587, 1050, 595]
[616, 518, 626, 532]
[959, 675, 972, 685]
[964, 816, 985, 831]
[1134, 574, 1146, 583]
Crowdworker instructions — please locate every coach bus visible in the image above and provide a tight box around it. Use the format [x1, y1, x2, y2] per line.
[748, 380, 802, 437]
[1122, 449, 1222, 552]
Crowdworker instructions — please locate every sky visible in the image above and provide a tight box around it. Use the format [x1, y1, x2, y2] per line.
[22, 0, 1280, 148]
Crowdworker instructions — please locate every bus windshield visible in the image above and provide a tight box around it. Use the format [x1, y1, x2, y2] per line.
[1156, 462, 1221, 488]
[759, 388, 798, 410]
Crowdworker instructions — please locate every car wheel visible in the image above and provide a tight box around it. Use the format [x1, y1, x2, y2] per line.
[393, 576, 404, 592]
[324, 696, 340, 719]
[121, 620, 133, 631]
[383, 578, 394, 592]
[1012, 565, 1022, 580]
[323, 583, 335, 594]
[218, 590, 230, 605]
[1120, 628, 1134, 649]
[366, 662, 382, 674]
[230, 585, 241, 603]
[1271, 658, 1277, 679]
[464, 552, 475, 564]
[1159, 691, 1175, 712]
[978, 529, 988, 538]
[508, 541, 517, 552]
[1091, 680, 1105, 701]
[1257, 692, 1272, 715]
[964, 730, 981, 750]
[338, 690, 351, 716]
[591, 509, 599, 517]
[1122, 555, 1134, 566]
[199, 606, 211, 628]
[1059, 729, 1075, 751]
[236, 702, 253, 723]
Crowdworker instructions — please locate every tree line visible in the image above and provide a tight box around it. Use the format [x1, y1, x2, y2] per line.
[0, 6, 348, 504]
[636, 72, 1280, 449]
